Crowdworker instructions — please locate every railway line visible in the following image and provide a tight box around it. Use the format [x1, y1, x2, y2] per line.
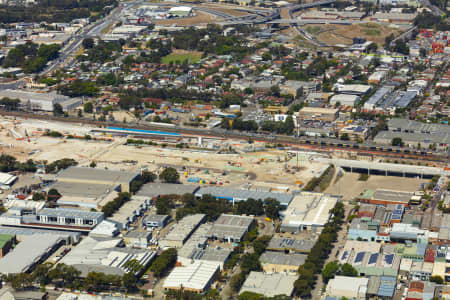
[1, 110, 449, 164]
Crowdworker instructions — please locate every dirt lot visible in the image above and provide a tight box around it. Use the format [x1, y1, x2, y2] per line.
[325, 173, 428, 200]
[313, 23, 403, 46]
[153, 11, 217, 26]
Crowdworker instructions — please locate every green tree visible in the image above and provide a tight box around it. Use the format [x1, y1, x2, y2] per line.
[322, 261, 339, 283]
[122, 272, 137, 291]
[82, 38, 95, 49]
[264, 198, 282, 220]
[53, 103, 64, 116]
[47, 188, 61, 200]
[149, 248, 177, 278]
[340, 263, 358, 277]
[429, 275, 444, 284]
[159, 167, 179, 183]
[84, 101, 93, 113]
[392, 137, 404, 147]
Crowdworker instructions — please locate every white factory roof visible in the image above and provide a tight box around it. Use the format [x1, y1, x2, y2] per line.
[168, 6, 192, 12]
[281, 192, 340, 227]
[0, 172, 17, 186]
[326, 276, 369, 297]
[163, 260, 220, 291]
[59, 236, 156, 276]
[4, 199, 45, 210]
[239, 272, 297, 297]
[57, 167, 139, 184]
[0, 234, 61, 274]
[162, 214, 206, 245]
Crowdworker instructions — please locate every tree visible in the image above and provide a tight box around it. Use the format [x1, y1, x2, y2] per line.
[264, 198, 282, 220]
[159, 167, 179, 183]
[84, 101, 93, 113]
[262, 52, 272, 61]
[122, 272, 137, 291]
[429, 275, 444, 284]
[82, 38, 95, 49]
[392, 137, 404, 147]
[53, 103, 64, 116]
[90, 161, 97, 168]
[47, 188, 61, 201]
[340, 263, 358, 277]
[294, 279, 312, 298]
[322, 261, 339, 283]
[240, 253, 261, 273]
[141, 171, 156, 183]
[149, 248, 177, 278]
[32, 192, 45, 201]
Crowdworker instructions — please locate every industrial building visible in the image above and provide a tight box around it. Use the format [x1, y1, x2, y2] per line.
[56, 167, 140, 193]
[0, 207, 104, 232]
[134, 183, 199, 200]
[334, 84, 371, 95]
[142, 214, 170, 229]
[195, 186, 293, 206]
[161, 214, 206, 248]
[51, 181, 118, 209]
[326, 276, 369, 299]
[359, 189, 414, 206]
[339, 247, 401, 277]
[374, 131, 450, 151]
[279, 80, 320, 98]
[266, 237, 315, 254]
[339, 125, 369, 141]
[370, 12, 417, 23]
[109, 197, 152, 230]
[0, 172, 18, 186]
[0, 89, 81, 111]
[163, 261, 220, 294]
[0, 226, 80, 244]
[208, 214, 254, 243]
[239, 272, 297, 297]
[363, 86, 394, 110]
[330, 94, 361, 107]
[260, 251, 307, 274]
[281, 191, 340, 233]
[123, 230, 152, 248]
[167, 6, 193, 17]
[0, 234, 63, 274]
[59, 236, 156, 276]
[297, 107, 339, 122]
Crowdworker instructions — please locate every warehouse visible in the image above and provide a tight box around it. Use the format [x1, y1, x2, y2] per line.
[60, 236, 156, 276]
[56, 167, 140, 193]
[326, 276, 369, 299]
[208, 214, 254, 243]
[0, 207, 104, 232]
[387, 118, 450, 135]
[109, 196, 151, 230]
[0, 172, 18, 186]
[359, 189, 414, 206]
[363, 86, 393, 110]
[266, 237, 315, 254]
[370, 12, 417, 23]
[51, 181, 118, 209]
[195, 186, 293, 206]
[142, 214, 170, 229]
[260, 251, 307, 274]
[330, 94, 361, 107]
[297, 107, 339, 122]
[135, 182, 199, 200]
[161, 214, 206, 248]
[163, 261, 220, 294]
[0, 234, 62, 274]
[168, 6, 193, 17]
[239, 272, 297, 297]
[374, 130, 450, 151]
[0, 89, 81, 111]
[0, 226, 80, 244]
[334, 84, 371, 95]
[281, 192, 340, 233]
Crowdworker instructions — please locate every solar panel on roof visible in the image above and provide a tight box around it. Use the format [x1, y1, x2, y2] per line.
[384, 254, 394, 265]
[342, 251, 349, 260]
[393, 210, 403, 215]
[355, 252, 365, 263]
[368, 253, 378, 264]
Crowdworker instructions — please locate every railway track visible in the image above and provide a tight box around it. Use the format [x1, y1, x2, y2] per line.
[1, 110, 448, 163]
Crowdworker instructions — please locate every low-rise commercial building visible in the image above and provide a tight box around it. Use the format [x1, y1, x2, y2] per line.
[56, 167, 139, 193]
[208, 214, 253, 243]
[339, 125, 369, 141]
[281, 191, 340, 233]
[266, 237, 315, 254]
[142, 214, 170, 229]
[163, 261, 220, 294]
[326, 276, 369, 300]
[0, 234, 62, 274]
[239, 272, 297, 297]
[330, 94, 361, 107]
[297, 107, 339, 122]
[161, 214, 206, 248]
[124, 230, 152, 248]
[260, 251, 307, 274]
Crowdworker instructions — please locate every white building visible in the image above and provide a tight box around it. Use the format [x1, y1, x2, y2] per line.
[163, 261, 220, 293]
[326, 276, 369, 299]
[0, 89, 81, 111]
[330, 94, 361, 107]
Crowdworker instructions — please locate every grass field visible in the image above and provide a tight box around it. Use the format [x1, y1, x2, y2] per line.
[161, 52, 202, 64]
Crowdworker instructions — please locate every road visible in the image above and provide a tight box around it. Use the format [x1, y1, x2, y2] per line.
[40, 1, 145, 76]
